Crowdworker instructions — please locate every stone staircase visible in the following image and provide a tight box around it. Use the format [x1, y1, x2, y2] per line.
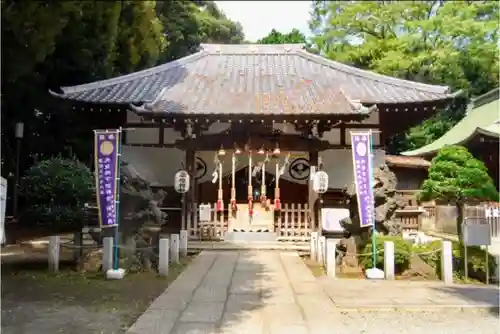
[224, 203, 276, 242]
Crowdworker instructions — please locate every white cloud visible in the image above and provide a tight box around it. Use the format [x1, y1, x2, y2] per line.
[215, 1, 313, 42]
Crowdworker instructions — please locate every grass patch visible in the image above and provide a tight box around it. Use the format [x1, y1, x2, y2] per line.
[1, 253, 197, 332]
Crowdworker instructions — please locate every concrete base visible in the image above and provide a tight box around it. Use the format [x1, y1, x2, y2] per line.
[365, 268, 385, 280]
[106, 268, 126, 280]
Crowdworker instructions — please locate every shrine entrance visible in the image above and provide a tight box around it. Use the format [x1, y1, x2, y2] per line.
[234, 167, 275, 202]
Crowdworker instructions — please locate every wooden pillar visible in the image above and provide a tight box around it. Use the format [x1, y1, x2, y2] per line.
[186, 149, 196, 232]
[308, 150, 319, 232]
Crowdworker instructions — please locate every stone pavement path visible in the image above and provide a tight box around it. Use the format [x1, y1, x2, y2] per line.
[127, 251, 499, 334]
[127, 250, 337, 334]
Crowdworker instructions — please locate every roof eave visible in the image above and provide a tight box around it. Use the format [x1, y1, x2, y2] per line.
[51, 50, 207, 97]
[298, 49, 451, 96]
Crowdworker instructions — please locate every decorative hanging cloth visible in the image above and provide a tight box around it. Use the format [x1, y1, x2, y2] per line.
[274, 154, 290, 211]
[260, 154, 270, 207]
[248, 152, 253, 217]
[230, 154, 237, 212]
[214, 156, 223, 212]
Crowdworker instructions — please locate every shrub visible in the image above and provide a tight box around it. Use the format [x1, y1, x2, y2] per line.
[359, 235, 413, 274]
[19, 156, 94, 229]
[416, 240, 497, 282]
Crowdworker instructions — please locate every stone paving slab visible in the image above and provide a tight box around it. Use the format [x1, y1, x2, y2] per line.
[128, 250, 500, 334]
[319, 276, 500, 311]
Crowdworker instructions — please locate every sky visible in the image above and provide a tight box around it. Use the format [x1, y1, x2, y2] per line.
[215, 1, 313, 42]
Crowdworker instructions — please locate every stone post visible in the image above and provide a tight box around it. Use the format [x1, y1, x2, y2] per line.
[310, 231, 318, 261]
[317, 236, 326, 265]
[159, 238, 170, 276]
[326, 239, 338, 278]
[180, 230, 188, 257]
[48, 236, 60, 272]
[441, 240, 453, 284]
[384, 241, 395, 280]
[170, 234, 180, 264]
[102, 237, 113, 272]
[495, 255, 500, 283]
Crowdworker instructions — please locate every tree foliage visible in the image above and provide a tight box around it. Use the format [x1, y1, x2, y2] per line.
[19, 157, 94, 228]
[420, 146, 498, 203]
[310, 1, 499, 151]
[1, 0, 245, 217]
[1, 0, 244, 176]
[257, 29, 308, 44]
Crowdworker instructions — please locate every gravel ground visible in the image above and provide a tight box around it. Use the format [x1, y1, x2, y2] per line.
[328, 310, 499, 334]
[1, 254, 194, 334]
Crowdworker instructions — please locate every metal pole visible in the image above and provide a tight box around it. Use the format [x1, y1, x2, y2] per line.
[113, 127, 123, 270]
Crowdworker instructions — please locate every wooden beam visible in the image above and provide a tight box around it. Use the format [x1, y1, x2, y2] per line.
[308, 151, 319, 232]
[132, 110, 371, 124]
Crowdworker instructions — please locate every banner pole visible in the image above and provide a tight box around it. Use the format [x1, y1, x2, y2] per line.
[113, 127, 123, 270]
[369, 129, 376, 269]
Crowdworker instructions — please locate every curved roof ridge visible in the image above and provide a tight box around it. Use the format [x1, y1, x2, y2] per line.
[50, 51, 207, 96]
[296, 50, 450, 95]
[200, 43, 305, 54]
[472, 87, 499, 108]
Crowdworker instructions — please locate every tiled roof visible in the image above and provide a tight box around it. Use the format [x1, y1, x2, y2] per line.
[50, 44, 456, 116]
[385, 155, 431, 168]
[402, 89, 500, 156]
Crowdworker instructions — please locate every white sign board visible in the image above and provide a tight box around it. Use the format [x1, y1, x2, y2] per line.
[174, 170, 190, 194]
[0, 177, 6, 244]
[199, 204, 211, 222]
[321, 208, 349, 232]
[463, 222, 491, 246]
[312, 171, 329, 194]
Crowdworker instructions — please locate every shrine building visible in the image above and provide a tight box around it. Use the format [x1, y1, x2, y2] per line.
[51, 43, 462, 241]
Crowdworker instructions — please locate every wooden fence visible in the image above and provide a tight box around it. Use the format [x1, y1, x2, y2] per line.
[187, 203, 228, 241]
[420, 202, 500, 238]
[275, 203, 312, 242]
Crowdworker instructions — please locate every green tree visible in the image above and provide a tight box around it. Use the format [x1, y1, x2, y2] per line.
[419, 146, 498, 236]
[1, 0, 246, 219]
[310, 1, 499, 151]
[19, 157, 94, 229]
[258, 29, 308, 44]
[1, 1, 167, 215]
[157, 1, 244, 62]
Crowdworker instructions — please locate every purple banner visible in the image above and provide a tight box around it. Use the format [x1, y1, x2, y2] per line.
[94, 130, 120, 228]
[350, 131, 374, 228]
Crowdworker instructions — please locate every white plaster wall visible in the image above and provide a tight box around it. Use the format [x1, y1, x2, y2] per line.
[123, 110, 384, 188]
[121, 146, 385, 189]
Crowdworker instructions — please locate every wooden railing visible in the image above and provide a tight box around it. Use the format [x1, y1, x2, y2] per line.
[275, 203, 312, 242]
[188, 203, 228, 241]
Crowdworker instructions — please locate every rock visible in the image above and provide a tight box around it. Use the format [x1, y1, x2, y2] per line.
[345, 164, 404, 236]
[77, 249, 103, 273]
[339, 236, 359, 267]
[85, 160, 167, 272]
